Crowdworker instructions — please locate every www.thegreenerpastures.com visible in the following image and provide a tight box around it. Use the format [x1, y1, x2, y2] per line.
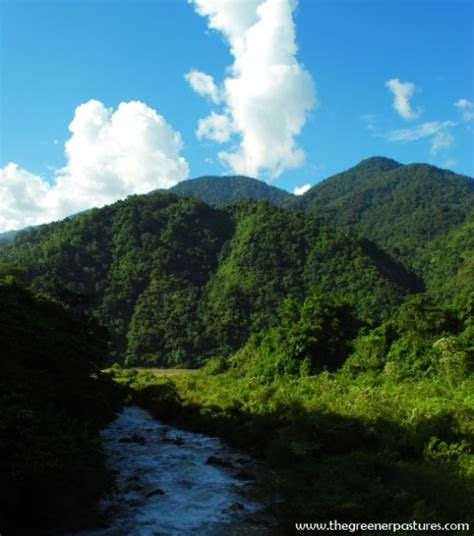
[295, 521, 470, 532]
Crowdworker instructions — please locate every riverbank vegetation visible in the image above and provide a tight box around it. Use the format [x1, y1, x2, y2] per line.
[110, 290, 474, 533]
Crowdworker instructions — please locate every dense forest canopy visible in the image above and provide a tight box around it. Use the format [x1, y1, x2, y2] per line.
[423, 213, 474, 311]
[289, 157, 474, 274]
[168, 174, 294, 206]
[1, 157, 472, 368]
[0, 175, 293, 243]
[0, 190, 418, 367]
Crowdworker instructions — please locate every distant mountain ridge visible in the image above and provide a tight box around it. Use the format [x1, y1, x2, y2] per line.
[3, 158, 471, 248]
[0, 175, 293, 241]
[0, 230, 19, 245]
[167, 175, 294, 205]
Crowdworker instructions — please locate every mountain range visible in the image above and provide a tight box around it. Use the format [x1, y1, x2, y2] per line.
[1, 156, 472, 367]
[2, 155, 473, 531]
[289, 157, 474, 272]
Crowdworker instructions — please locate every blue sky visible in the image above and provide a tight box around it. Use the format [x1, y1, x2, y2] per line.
[1, 0, 473, 231]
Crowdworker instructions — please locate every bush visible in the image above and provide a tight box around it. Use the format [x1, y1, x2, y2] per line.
[132, 382, 182, 420]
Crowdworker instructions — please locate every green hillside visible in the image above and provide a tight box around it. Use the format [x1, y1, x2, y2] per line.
[290, 157, 474, 273]
[424, 213, 474, 310]
[168, 174, 293, 205]
[0, 192, 415, 367]
[0, 176, 292, 246]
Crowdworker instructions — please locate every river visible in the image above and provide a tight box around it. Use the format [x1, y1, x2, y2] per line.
[68, 406, 275, 536]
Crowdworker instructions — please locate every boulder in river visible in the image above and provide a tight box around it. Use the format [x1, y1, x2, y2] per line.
[125, 498, 146, 507]
[118, 433, 146, 444]
[206, 455, 234, 468]
[146, 487, 166, 498]
[162, 436, 184, 446]
[227, 502, 245, 511]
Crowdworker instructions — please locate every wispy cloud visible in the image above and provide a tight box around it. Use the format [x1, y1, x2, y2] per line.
[0, 100, 189, 232]
[360, 114, 381, 133]
[387, 120, 456, 142]
[385, 78, 420, 120]
[186, 0, 316, 180]
[293, 183, 311, 195]
[386, 120, 456, 155]
[454, 98, 474, 121]
[442, 159, 457, 169]
[431, 130, 455, 155]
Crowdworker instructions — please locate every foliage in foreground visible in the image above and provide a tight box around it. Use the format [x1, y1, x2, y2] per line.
[0, 271, 124, 532]
[117, 369, 473, 533]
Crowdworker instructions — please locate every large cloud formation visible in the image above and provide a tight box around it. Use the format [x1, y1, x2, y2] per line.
[0, 100, 189, 232]
[187, 0, 316, 179]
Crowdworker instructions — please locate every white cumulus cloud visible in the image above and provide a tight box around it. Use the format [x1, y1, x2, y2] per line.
[197, 112, 234, 143]
[454, 98, 474, 121]
[0, 164, 53, 232]
[186, 0, 316, 180]
[293, 183, 311, 195]
[0, 100, 189, 232]
[385, 78, 420, 120]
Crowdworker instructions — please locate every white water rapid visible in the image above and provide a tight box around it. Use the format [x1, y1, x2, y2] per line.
[69, 406, 273, 536]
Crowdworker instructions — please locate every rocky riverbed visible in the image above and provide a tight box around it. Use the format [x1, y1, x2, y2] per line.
[67, 406, 276, 536]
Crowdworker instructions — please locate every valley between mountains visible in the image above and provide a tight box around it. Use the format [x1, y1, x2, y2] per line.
[1, 157, 473, 534]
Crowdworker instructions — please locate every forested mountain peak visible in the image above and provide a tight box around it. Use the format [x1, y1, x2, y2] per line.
[288, 157, 403, 210]
[167, 175, 293, 206]
[289, 158, 474, 271]
[294, 158, 471, 206]
[353, 156, 402, 174]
